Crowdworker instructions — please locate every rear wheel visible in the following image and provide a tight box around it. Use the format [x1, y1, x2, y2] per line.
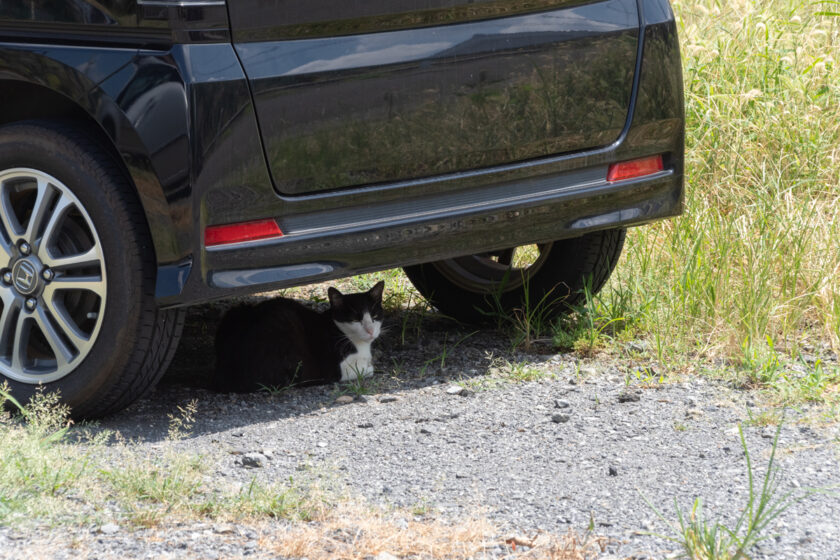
[0, 121, 184, 418]
[403, 229, 626, 323]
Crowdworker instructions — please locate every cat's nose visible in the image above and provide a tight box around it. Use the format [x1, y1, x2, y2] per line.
[364, 325, 374, 335]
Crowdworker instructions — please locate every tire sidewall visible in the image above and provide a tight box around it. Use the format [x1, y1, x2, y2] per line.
[404, 230, 626, 323]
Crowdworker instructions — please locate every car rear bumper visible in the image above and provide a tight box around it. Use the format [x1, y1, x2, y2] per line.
[161, 156, 681, 305]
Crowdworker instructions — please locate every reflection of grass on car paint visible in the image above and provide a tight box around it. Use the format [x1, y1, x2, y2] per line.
[267, 41, 634, 193]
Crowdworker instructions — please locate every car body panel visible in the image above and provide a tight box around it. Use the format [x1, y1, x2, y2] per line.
[232, 0, 639, 195]
[0, 0, 684, 308]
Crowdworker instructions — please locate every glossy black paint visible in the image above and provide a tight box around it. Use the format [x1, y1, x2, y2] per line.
[234, 0, 639, 195]
[0, 0, 684, 307]
[0, 0, 228, 46]
[229, 0, 598, 40]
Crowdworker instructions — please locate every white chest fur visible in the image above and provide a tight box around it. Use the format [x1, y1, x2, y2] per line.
[339, 342, 373, 381]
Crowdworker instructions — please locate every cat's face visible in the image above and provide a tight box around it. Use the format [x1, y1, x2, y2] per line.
[328, 281, 385, 345]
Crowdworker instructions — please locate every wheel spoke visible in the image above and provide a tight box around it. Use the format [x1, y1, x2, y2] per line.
[26, 178, 57, 245]
[42, 246, 103, 271]
[0, 294, 20, 355]
[10, 311, 29, 372]
[0, 181, 23, 244]
[33, 306, 73, 368]
[34, 194, 73, 256]
[45, 275, 106, 298]
[42, 292, 91, 354]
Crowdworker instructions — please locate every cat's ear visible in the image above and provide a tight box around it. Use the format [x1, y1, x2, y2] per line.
[367, 281, 385, 303]
[328, 287, 344, 308]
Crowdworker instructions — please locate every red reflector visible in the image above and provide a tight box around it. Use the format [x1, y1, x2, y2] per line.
[607, 155, 664, 182]
[205, 219, 283, 247]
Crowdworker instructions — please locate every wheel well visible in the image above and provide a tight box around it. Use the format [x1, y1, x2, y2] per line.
[0, 79, 175, 269]
[0, 80, 127, 181]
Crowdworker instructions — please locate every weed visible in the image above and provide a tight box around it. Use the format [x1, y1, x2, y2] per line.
[643, 423, 802, 559]
[491, 358, 552, 383]
[745, 408, 785, 428]
[421, 331, 477, 373]
[167, 399, 198, 441]
[336, 369, 382, 397]
[626, 366, 666, 388]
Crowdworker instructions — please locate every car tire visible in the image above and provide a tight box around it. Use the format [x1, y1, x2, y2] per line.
[403, 229, 626, 324]
[0, 120, 185, 418]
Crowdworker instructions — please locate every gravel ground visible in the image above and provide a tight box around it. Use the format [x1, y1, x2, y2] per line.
[2, 305, 839, 559]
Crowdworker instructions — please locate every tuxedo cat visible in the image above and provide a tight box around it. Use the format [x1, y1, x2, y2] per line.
[214, 281, 385, 393]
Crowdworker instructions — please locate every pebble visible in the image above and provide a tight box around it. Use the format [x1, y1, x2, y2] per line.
[445, 385, 466, 396]
[378, 395, 398, 403]
[358, 422, 374, 429]
[240, 453, 266, 468]
[685, 408, 704, 419]
[335, 395, 354, 404]
[213, 524, 235, 535]
[554, 399, 571, 409]
[551, 413, 571, 424]
[375, 552, 400, 560]
[99, 523, 119, 535]
[617, 391, 641, 403]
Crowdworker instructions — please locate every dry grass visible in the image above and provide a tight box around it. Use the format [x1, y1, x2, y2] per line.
[262, 503, 606, 560]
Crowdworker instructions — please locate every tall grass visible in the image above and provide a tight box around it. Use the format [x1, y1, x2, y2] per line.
[604, 0, 840, 363]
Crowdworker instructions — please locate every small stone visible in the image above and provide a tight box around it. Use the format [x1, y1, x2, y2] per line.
[228, 448, 246, 456]
[358, 422, 374, 429]
[608, 466, 618, 476]
[551, 413, 570, 424]
[685, 408, 704, 419]
[261, 448, 274, 458]
[99, 523, 120, 535]
[231, 431, 244, 437]
[240, 453, 266, 468]
[419, 427, 435, 435]
[378, 395, 398, 403]
[213, 523, 235, 535]
[581, 366, 599, 376]
[317, 441, 327, 448]
[335, 395, 354, 404]
[554, 399, 571, 409]
[375, 552, 400, 560]
[617, 391, 641, 403]
[445, 385, 466, 396]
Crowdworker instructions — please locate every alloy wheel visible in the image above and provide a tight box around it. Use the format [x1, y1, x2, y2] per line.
[0, 168, 106, 384]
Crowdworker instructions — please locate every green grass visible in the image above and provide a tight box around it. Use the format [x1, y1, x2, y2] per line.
[0, 386, 330, 529]
[644, 423, 803, 560]
[603, 0, 840, 365]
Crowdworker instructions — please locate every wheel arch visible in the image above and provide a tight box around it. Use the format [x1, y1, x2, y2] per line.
[0, 77, 183, 269]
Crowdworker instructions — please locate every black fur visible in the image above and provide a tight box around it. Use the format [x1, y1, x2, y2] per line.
[214, 281, 384, 393]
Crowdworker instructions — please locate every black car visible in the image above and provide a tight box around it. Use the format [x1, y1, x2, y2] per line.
[0, 0, 683, 417]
